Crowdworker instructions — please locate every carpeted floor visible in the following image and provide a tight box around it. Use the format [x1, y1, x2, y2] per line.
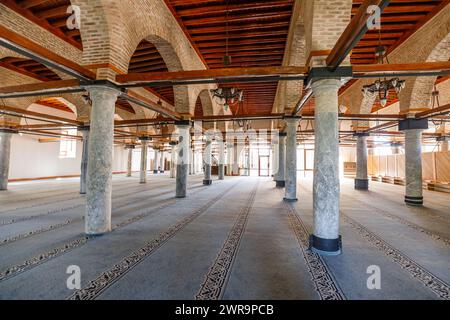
[0, 174, 448, 300]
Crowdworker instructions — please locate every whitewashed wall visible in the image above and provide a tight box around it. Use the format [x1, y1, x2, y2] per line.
[9, 134, 128, 180]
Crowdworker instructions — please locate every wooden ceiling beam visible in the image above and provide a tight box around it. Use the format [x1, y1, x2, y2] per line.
[0, 105, 82, 125]
[34, 5, 69, 20]
[183, 12, 292, 27]
[326, 0, 391, 70]
[0, 25, 95, 80]
[117, 66, 308, 84]
[353, 61, 450, 73]
[188, 21, 290, 35]
[2, 0, 82, 49]
[177, 1, 293, 18]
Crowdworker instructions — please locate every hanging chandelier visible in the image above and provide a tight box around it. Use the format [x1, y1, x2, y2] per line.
[209, 0, 243, 112]
[362, 44, 405, 108]
[210, 87, 244, 111]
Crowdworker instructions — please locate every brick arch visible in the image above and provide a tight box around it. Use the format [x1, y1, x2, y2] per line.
[73, 0, 207, 114]
[274, 5, 307, 114]
[400, 32, 450, 112]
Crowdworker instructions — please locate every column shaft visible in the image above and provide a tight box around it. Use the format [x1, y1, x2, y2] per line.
[170, 144, 176, 178]
[140, 142, 148, 183]
[126, 147, 133, 177]
[284, 120, 298, 200]
[218, 140, 225, 180]
[160, 151, 165, 173]
[176, 124, 190, 198]
[355, 135, 369, 190]
[405, 129, 423, 205]
[153, 149, 159, 174]
[0, 131, 12, 190]
[79, 128, 89, 194]
[85, 86, 118, 235]
[276, 134, 286, 187]
[203, 135, 212, 185]
[310, 79, 341, 255]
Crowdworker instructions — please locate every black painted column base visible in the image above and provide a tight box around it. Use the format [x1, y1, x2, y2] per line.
[354, 178, 369, 190]
[309, 234, 342, 256]
[283, 197, 297, 202]
[203, 179, 212, 185]
[276, 180, 285, 188]
[153, 170, 158, 174]
[160, 170, 164, 173]
[405, 195, 423, 206]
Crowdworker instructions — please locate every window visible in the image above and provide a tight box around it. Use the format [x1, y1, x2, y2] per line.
[59, 129, 77, 158]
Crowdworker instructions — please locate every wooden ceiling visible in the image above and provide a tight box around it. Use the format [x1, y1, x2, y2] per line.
[128, 41, 175, 105]
[2, 0, 449, 117]
[0, 57, 61, 81]
[350, 0, 448, 65]
[36, 97, 73, 113]
[165, 0, 295, 115]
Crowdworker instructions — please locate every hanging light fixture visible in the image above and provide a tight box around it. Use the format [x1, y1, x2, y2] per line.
[210, 0, 243, 112]
[362, 30, 405, 107]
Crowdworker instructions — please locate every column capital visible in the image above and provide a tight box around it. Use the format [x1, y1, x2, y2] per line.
[169, 141, 178, 146]
[353, 132, 370, 137]
[138, 136, 152, 141]
[437, 136, 450, 142]
[0, 128, 18, 134]
[398, 118, 428, 131]
[85, 84, 122, 97]
[174, 120, 193, 127]
[284, 116, 301, 125]
[77, 125, 90, 132]
[278, 132, 287, 137]
[306, 66, 351, 88]
[125, 144, 135, 149]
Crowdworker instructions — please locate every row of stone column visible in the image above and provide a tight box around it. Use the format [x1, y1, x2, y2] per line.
[354, 118, 429, 207]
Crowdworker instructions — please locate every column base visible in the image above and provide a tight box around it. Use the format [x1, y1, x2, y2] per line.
[175, 194, 186, 198]
[309, 235, 342, 256]
[354, 179, 369, 190]
[153, 170, 158, 174]
[160, 170, 165, 173]
[405, 195, 423, 206]
[276, 180, 285, 188]
[203, 179, 212, 185]
[283, 197, 297, 202]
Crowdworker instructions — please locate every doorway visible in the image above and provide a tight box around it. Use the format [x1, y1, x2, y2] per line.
[258, 155, 270, 176]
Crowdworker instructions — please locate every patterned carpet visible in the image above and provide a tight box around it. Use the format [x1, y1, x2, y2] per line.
[0, 174, 448, 300]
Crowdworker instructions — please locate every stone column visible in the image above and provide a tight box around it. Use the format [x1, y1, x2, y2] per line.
[440, 137, 449, 151]
[232, 141, 239, 175]
[246, 144, 251, 176]
[153, 148, 159, 174]
[126, 144, 134, 177]
[354, 133, 369, 190]
[85, 86, 119, 235]
[275, 132, 286, 187]
[226, 142, 233, 176]
[272, 141, 279, 180]
[160, 150, 165, 173]
[79, 126, 89, 194]
[0, 129, 13, 190]
[169, 141, 177, 178]
[139, 139, 148, 184]
[405, 129, 424, 206]
[190, 144, 195, 175]
[203, 133, 212, 185]
[284, 118, 299, 201]
[218, 139, 225, 180]
[310, 79, 342, 256]
[399, 118, 428, 206]
[175, 121, 191, 198]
